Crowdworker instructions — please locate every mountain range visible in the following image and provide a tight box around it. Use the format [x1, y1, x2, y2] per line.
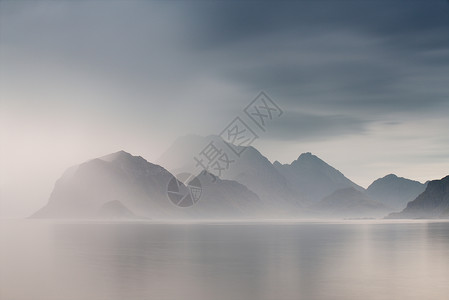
[387, 175, 449, 219]
[159, 135, 303, 215]
[32, 135, 446, 219]
[33, 151, 264, 219]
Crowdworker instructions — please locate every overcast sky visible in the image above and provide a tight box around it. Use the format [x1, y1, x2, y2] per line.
[1, 0, 449, 217]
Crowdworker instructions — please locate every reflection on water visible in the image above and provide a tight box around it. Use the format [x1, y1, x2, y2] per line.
[1, 221, 449, 300]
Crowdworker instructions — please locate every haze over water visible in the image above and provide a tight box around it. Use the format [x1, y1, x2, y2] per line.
[1, 220, 448, 300]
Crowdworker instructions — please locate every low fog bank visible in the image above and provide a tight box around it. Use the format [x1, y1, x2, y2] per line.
[26, 138, 449, 221]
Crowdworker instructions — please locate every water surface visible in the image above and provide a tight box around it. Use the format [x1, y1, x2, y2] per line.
[1, 220, 448, 300]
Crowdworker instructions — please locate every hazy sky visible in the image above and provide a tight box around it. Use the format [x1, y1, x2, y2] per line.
[1, 0, 449, 218]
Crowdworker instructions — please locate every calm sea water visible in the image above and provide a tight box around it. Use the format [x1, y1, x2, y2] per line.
[1, 220, 448, 300]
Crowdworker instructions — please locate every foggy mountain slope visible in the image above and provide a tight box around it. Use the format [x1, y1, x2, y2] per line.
[31, 151, 269, 219]
[29, 148, 446, 220]
[387, 175, 449, 219]
[273, 152, 365, 204]
[311, 187, 389, 218]
[192, 171, 265, 218]
[366, 174, 426, 210]
[221, 145, 305, 212]
[158, 135, 305, 211]
[97, 200, 140, 219]
[32, 150, 175, 218]
[157, 134, 208, 174]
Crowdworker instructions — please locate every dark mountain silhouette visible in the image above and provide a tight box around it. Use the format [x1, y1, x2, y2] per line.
[387, 175, 449, 219]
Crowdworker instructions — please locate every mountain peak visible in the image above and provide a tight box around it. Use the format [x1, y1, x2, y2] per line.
[384, 174, 398, 179]
[367, 173, 426, 210]
[295, 152, 325, 164]
[291, 152, 327, 168]
[298, 152, 314, 159]
[99, 151, 151, 166]
[371, 173, 423, 186]
[100, 150, 133, 162]
[274, 151, 365, 204]
[273, 160, 282, 167]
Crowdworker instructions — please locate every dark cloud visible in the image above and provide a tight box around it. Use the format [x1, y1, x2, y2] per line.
[1, 0, 448, 137]
[182, 0, 449, 117]
[186, 0, 449, 50]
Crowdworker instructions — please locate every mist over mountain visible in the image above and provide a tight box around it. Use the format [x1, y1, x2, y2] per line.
[33, 151, 173, 219]
[159, 135, 368, 210]
[366, 174, 426, 210]
[310, 187, 389, 218]
[97, 200, 140, 219]
[157, 134, 208, 174]
[274, 152, 364, 204]
[158, 135, 304, 212]
[387, 175, 449, 219]
[32, 151, 266, 219]
[31, 136, 447, 220]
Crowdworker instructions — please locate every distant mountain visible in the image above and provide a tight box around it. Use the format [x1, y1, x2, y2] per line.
[33, 151, 173, 219]
[387, 175, 449, 219]
[32, 144, 438, 220]
[366, 174, 426, 210]
[274, 152, 364, 204]
[32, 151, 266, 219]
[311, 187, 389, 218]
[221, 146, 305, 214]
[158, 135, 304, 213]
